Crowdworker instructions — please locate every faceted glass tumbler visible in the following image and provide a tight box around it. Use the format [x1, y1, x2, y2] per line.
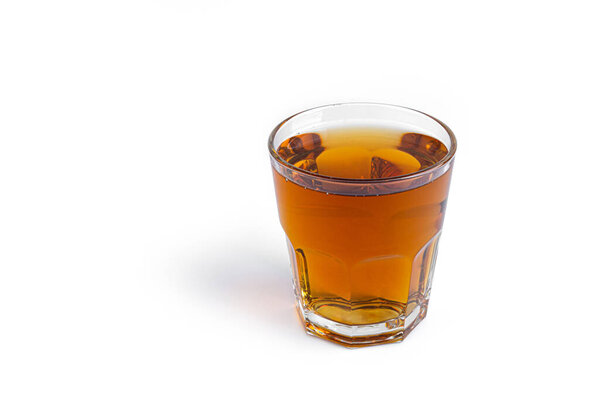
[268, 103, 457, 346]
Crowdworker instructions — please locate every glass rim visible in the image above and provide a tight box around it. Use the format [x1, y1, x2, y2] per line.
[268, 102, 457, 184]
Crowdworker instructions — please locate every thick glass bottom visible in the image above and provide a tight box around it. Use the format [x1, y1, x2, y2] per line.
[297, 297, 429, 347]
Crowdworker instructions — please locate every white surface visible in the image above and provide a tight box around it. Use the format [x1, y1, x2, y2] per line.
[1, 1, 599, 399]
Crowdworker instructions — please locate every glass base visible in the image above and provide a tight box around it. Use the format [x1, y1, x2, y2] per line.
[297, 299, 429, 347]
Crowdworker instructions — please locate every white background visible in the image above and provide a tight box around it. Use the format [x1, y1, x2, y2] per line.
[1, 1, 599, 399]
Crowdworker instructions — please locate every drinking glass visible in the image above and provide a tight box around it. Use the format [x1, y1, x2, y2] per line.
[268, 103, 457, 346]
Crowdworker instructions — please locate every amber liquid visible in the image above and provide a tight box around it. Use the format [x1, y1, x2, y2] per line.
[273, 128, 451, 328]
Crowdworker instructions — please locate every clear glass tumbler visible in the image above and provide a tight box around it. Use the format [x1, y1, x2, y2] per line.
[268, 103, 457, 346]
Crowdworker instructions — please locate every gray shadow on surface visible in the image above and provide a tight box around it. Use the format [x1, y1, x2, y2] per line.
[180, 230, 302, 336]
